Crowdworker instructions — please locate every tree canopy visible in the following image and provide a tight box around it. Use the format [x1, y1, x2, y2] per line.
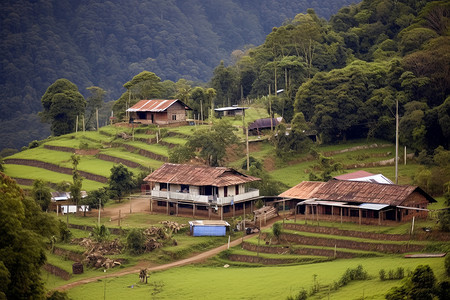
[40, 78, 86, 136]
[0, 172, 57, 298]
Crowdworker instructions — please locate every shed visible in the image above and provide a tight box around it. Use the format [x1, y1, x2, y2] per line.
[189, 220, 230, 236]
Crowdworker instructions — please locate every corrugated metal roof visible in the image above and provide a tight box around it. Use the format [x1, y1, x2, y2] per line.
[214, 106, 248, 112]
[334, 171, 393, 184]
[189, 220, 230, 226]
[127, 99, 190, 112]
[144, 163, 260, 187]
[334, 171, 374, 180]
[279, 181, 326, 199]
[248, 117, 283, 130]
[279, 180, 435, 206]
[358, 203, 390, 210]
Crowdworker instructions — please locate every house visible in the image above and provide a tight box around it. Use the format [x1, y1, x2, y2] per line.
[248, 117, 283, 135]
[214, 106, 248, 117]
[333, 171, 394, 184]
[126, 99, 191, 125]
[278, 180, 436, 225]
[189, 220, 230, 236]
[144, 163, 261, 219]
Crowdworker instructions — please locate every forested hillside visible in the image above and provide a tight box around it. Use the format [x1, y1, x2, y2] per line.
[0, 0, 355, 151]
[210, 0, 449, 153]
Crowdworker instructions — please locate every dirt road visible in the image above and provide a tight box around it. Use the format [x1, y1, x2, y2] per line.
[56, 197, 278, 291]
[56, 233, 253, 291]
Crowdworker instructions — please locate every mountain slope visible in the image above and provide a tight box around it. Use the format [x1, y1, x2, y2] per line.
[0, 0, 357, 151]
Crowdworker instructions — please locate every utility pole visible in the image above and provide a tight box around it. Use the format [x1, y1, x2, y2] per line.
[395, 98, 399, 184]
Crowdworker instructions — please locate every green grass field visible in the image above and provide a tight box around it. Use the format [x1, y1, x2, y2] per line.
[4, 164, 105, 191]
[65, 256, 446, 300]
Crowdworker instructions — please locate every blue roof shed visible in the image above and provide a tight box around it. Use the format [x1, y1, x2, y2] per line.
[189, 220, 230, 236]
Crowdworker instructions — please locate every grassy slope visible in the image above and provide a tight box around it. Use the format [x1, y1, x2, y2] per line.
[66, 256, 446, 300]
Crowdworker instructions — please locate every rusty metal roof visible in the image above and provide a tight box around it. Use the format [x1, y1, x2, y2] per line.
[126, 99, 190, 112]
[333, 171, 374, 180]
[144, 163, 260, 187]
[279, 181, 326, 199]
[279, 180, 435, 206]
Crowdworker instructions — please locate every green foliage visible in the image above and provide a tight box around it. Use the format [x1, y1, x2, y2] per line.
[85, 86, 106, 130]
[31, 179, 51, 211]
[58, 220, 72, 243]
[70, 154, 83, 208]
[272, 113, 313, 159]
[40, 79, 86, 136]
[445, 253, 450, 276]
[286, 288, 307, 300]
[308, 149, 342, 181]
[91, 225, 110, 243]
[379, 267, 405, 280]
[108, 164, 134, 200]
[242, 156, 262, 170]
[0, 172, 57, 298]
[47, 290, 70, 300]
[169, 119, 239, 166]
[272, 222, 282, 240]
[385, 264, 437, 300]
[126, 228, 146, 255]
[247, 165, 288, 196]
[28, 140, 40, 149]
[81, 187, 109, 209]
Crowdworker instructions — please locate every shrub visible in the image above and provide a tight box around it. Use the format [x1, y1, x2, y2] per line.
[445, 253, 450, 276]
[286, 288, 307, 300]
[395, 267, 404, 279]
[127, 229, 146, 255]
[28, 140, 40, 149]
[379, 269, 386, 281]
[272, 222, 282, 240]
[91, 225, 110, 242]
[58, 221, 72, 243]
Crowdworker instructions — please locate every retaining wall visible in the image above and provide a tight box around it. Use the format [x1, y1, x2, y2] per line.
[53, 247, 84, 262]
[241, 242, 358, 259]
[43, 263, 71, 280]
[279, 232, 424, 253]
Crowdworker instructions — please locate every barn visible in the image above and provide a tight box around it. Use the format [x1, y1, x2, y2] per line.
[126, 99, 191, 125]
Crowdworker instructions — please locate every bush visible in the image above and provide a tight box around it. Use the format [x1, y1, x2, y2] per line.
[445, 253, 450, 276]
[272, 222, 282, 240]
[379, 269, 386, 281]
[127, 229, 146, 255]
[91, 225, 110, 242]
[286, 288, 307, 300]
[58, 221, 72, 243]
[28, 140, 40, 149]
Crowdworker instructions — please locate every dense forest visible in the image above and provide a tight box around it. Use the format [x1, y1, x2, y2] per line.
[0, 0, 356, 151]
[208, 0, 449, 154]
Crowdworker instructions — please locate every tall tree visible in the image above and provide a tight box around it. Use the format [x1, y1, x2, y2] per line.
[108, 164, 134, 201]
[40, 79, 86, 136]
[70, 154, 83, 214]
[0, 172, 57, 299]
[85, 86, 106, 130]
[31, 179, 51, 211]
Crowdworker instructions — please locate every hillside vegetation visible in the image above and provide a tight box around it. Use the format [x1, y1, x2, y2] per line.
[0, 0, 356, 150]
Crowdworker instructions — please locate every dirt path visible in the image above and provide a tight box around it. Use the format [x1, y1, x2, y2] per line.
[101, 196, 151, 218]
[57, 197, 281, 292]
[56, 233, 255, 292]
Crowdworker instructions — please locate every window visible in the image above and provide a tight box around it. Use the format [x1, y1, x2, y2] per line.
[160, 183, 168, 190]
[172, 114, 177, 120]
[181, 184, 189, 193]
